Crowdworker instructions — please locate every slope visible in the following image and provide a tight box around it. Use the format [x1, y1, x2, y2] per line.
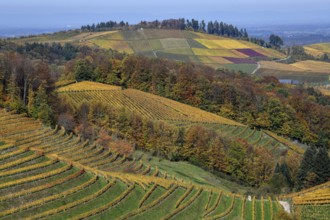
[304, 42, 330, 57]
[1, 109, 328, 219]
[280, 182, 330, 220]
[0, 108, 242, 191]
[11, 29, 285, 73]
[0, 138, 286, 220]
[58, 81, 305, 160]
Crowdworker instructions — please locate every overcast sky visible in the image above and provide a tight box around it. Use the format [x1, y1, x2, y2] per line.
[1, 0, 330, 29]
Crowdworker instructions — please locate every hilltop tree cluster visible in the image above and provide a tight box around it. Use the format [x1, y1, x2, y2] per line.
[81, 18, 248, 39]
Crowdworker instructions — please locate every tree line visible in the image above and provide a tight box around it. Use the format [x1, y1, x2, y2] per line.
[82, 18, 247, 41]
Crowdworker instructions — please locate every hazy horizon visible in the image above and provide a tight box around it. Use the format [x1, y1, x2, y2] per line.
[1, 0, 330, 30]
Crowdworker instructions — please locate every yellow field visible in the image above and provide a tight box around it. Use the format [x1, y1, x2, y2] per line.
[89, 39, 133, 53]
[304, 43, 330, 57]
[304, 47, 325, 57]
[316, 87, 330, 96]
[259, 61, 305, 72]
[208, 56, 233, 64]
[193, 32, 225, 40]
[195, 39, 251, 49]
[192, 48, 248, 58]
[291, 61, 330, 74]
[254, 48, 286, 59]
[57, 81, 122, 92]
[58, 82, 242, 126]
[72, 31, 121, 41]
[194, 39, 227, 49]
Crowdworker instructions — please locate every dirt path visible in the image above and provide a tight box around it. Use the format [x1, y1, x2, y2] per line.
[251, 62, 261, 74]
[279, 201, 291, 213]
[250, 54, 291, 75]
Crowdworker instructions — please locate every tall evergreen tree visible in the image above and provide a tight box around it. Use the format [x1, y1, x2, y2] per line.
[313, 147, 330, 184]
[295, 146, 317, 190]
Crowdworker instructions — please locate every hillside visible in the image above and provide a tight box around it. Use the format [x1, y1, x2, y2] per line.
[0, 109, 286, 219]
[0, 108, 254, 192]
[58, 82, 242, 126]
[0, 141, 281, 220]
[11, 29, 285, 73]
[280, 182, 330, 220]
[56, 81, 307, 189]
[1, 105, 329, 219]
[0, 108, 327, 219]
[304, 42, 330, 57]
[58, 81, 304, 157]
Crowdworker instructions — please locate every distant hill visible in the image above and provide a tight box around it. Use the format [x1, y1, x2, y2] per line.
[11, 29, 285, 73]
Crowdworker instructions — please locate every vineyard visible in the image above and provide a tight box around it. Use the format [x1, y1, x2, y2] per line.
[58, 82, 242, 126]
[256, 61, 330, 83]
[280, 182, 330, 220]
[0, 110, 286, 219]
[11, 29, 286, 73]
[58, 81, 305, 160]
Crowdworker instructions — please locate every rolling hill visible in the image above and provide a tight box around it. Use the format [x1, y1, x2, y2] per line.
[11, 29, 286, 73]
[58, 81, 305, 160]
[304, 42, 330, 57]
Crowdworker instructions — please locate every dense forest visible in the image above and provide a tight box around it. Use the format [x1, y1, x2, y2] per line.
[0, 39, 329, 192]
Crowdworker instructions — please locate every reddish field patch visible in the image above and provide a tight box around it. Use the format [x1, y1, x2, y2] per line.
[223, 57, 257, 64]
[236, 49, 267, 57]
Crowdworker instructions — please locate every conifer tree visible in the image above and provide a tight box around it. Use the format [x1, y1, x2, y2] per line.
[295, 146, 317, 190]
[313, 147, 330, 184]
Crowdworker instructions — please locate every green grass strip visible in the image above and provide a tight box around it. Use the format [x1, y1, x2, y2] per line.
[0, 173, 97, 217]
[28, 178, 114, 219]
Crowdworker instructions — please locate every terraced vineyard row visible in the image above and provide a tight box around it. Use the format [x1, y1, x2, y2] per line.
[216, 124, 304, 157]
[59, 84, 242, 125]
[0, 140, 282, 219]
[0, 108, 288, 219]
[280, 181, 330, 220]
[58, 82, 304, 160]
[1, 109, 328, 219]
[0, 109, 165, 179]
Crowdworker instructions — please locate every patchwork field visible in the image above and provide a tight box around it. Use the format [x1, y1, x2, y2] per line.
[291, 60, 330, 74]
[256, 61, 330, 83]
[10, 29, 286, 73]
